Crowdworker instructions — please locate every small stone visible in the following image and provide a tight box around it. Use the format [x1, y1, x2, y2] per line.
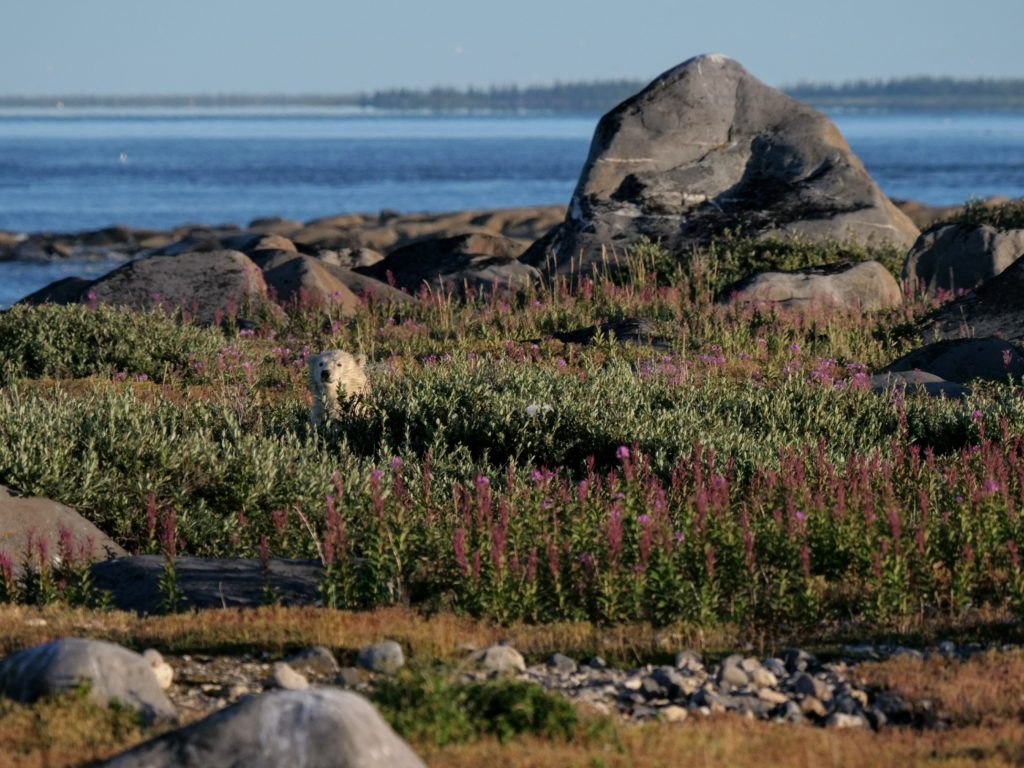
[827, 712, 868, 729]
[227, 683, 249, 699]
[800, 695, 827, 718]
[662, 704, 688, 723]
[739, 657, 762, 673]
[270, 661, 308, 690]
[849, 689, 869, 708]
[784, 648, 817, 674]
[621, 675, 644, 691]
[546, 653, 577, 674]
[674, 650, 703, 670]
[750, 667, 778, 689]
[358, 640, 405, 675]
[757, 688, 789, 705]
[587, 656, 607, 669]
[285, 646, 340, 677]
[793, 672, 832, 701]
[469, 644, 526, 675]
[336, 667, 363, 689]
[143, 649, 174, 690]
[937, 640, 957, 656]
[719, 662, 750, 688]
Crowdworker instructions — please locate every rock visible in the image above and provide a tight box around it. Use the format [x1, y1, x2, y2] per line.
[662, 704, 688, 723]
[17, 276, 94, 306]
[524, 54, 918, 275]
[784, 649, 816, 674]
[263, 255, 361, 313]
[285, 646, 341, 677]
[359, 233, 538, 296]
[924, 257, 1024, 343]
[357, 640, 405, 676]
[881, 337, 1024, 384]
[336, 667, 363, 689]
[97, 689, 425, 768]
[546, 653, 578, 675]
[827, 712, 868, 729]
[674, 650, 703, 671]
[469, 644, 526, 675]
[143, 649, 174, 690]
[718, 656, 750, 687]
[248, 217, 304, 236]
[757, 688, 790, 705]
[87, 250, 270, 325]
[720, 260, 902, 311]
[333, 247, 386, 269]
[0, 484, 126, 569]
[793, 672, 833, 702]
[799, 695, 828, 718]
[550, 317, 673, 349]
[270, 661, 309, 690]
[903, 223, 1024, 295]
[750, 667, 778, 689]
[90, 555, 323, 614]
[0, 638, 175, 722]
[870, 371, 971, 399]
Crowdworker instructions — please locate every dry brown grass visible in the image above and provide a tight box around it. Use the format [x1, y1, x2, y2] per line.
[421, 719, 1024, 768]
[857, 650, 1024, 726]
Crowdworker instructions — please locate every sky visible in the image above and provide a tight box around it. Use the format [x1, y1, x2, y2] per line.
[2, 0, 1022, 95]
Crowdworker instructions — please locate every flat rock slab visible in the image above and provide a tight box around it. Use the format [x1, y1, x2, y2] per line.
[870, 371, 971, 399]
[90, 556, 323, 614]
[881, 337, 1024, 384]
[0, 638, 175, 722]
[720, 260, 902, 312]
[98, 689, 425, 768]
[0, 485, 126, 568]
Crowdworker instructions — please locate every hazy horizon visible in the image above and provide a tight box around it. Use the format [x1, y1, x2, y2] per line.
[2, 0, 1021, 97]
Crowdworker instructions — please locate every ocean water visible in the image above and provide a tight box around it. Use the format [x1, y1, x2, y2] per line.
[1, 109, 1023, 306]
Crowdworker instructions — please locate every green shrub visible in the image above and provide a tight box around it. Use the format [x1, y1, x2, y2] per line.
[955, 197, 1024, 230]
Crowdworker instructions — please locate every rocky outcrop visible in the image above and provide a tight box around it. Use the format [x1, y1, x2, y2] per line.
[0, 485, 126, 567]
[720, 260, 902, 312]
[903, 223, 1024, 295]
[263, 256, 362, 312]
[524, 54, 918, 275]
[923, 257, 1024, 343]
[87, 250, 270, 323]
[0, 638, 176, 722]
[98, 689, 425, 768]
[870, 371, 970, 399]
[359, 232, 539, 295]
[881, 337, 1024, 384]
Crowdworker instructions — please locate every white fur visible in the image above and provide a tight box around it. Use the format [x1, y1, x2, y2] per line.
[308, 349, 369, 429]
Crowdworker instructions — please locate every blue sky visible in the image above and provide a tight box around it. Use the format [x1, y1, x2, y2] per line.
[2, 0, 1021, 94]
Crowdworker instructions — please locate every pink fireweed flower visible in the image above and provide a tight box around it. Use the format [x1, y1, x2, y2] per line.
[453, 527, 469, 576]
[616, 446, 630, 461]
[606, 506, 624, 565]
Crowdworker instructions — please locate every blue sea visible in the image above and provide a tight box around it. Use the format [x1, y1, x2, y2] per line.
[1, 108, 1023, 306]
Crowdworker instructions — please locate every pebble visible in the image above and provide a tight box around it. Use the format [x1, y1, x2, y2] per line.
[357, 640, 405, 675]
[144, 648, 175, 690]
[270, 662, 309, 690]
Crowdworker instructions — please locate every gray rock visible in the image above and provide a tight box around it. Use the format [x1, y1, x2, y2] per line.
[870, 371, 971, 399]
[903, 223, 1024, 295]
[286, 646, 341, 677]
[97, 689, 425, 768]
[263, 255, 362, 313]
[270, 661, 309, 690]
[357, 640, 405, 675]
[718, 655, 750, 687]
[881, 337, 1024, 384]
[470, 644, 526, 675]
[750, 667, 778, 689]
[674, 650, 703, 671]
[720, 260, 902, 312]
[336, 667, 363, 689]
[359, 232, 539, 296]
[87, 250, 271, 325]
[525, 54, 918, 275]
[0, 638, 175, 722]
[784, 648, 816, 674]
[0, 484, 126, 569]
[90, 555, 323, 614]
[923, 256, 1024, 343]
[793, 672, 833, 702]
[546, 653, 577, 675]
[826, 712, 868, 729]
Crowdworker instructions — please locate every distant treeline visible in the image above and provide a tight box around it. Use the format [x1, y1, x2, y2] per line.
[786, 77, 1024, 110]
[1, 76, 1022, 112]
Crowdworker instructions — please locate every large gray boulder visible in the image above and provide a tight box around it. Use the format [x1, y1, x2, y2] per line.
[881, 337, 1024, 384]
[98, 689, 425, 768]
[263, 255, 362, 313]
[88, 250, 270, 324]
[903, 223, 1024, 295]
[0, 638, 175, 722]
[924, 256, 1024, 343]
[359, 232, 539, 295]
[720, 260, 902, 312]
[0, 484, 126, 567]
[525, 54, 918, 275]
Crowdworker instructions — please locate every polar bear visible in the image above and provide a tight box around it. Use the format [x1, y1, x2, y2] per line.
[308, 349, 369, 429]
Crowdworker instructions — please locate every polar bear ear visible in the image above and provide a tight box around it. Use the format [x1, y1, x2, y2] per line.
[356, 353, 367, 367]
